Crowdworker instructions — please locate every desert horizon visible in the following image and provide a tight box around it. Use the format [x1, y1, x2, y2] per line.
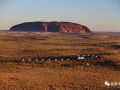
[0, 0, 120, 89]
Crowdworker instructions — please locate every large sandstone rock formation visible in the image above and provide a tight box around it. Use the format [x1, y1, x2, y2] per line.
[9, 21, 91, 33]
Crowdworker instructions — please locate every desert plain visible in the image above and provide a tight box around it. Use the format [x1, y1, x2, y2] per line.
[0, 31, 120, 90]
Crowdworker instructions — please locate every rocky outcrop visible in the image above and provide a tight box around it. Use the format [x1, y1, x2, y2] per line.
[9, 21, 91, 33]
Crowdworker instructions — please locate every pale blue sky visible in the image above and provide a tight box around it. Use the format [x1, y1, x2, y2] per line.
[0, 0, 120, 32]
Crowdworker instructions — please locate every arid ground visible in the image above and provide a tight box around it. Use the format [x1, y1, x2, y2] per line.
[0, 31, 120, 90]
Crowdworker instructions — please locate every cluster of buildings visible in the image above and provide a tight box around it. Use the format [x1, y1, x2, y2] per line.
[16, 54, 99, 63]
[77, 54, 99, 60]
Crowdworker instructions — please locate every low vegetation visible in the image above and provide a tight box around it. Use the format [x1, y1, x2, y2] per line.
[0, 31, 120, 89]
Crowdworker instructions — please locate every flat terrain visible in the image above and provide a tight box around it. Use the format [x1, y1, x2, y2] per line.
[0, 31, 120, 90]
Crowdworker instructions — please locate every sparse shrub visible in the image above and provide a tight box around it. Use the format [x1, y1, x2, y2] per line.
[111, 45, 120, 49]
[62, 64, 71, 67]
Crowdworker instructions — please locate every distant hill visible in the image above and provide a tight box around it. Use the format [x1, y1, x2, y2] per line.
[9, 21, 92, 33]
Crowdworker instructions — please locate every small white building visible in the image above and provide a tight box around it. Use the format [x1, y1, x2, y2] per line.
[55, 59, 57, 61]
[77, 56, 85, 60]
[22, 59, 25, 62]
[67, 59, 70, 61]
[28, 58, 31, 62]
[35, 59, 39, 62]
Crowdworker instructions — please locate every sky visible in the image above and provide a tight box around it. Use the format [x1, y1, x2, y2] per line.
[0, 0, 120, 32]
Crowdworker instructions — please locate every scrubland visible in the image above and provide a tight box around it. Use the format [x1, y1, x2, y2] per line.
[0, 31, 120, 90]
